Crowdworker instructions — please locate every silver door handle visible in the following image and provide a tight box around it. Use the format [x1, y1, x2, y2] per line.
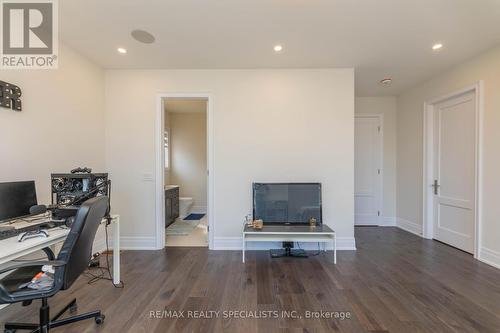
[432, 179, 440, 195]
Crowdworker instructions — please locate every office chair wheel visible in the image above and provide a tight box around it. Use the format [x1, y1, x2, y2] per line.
[69, 303, 78, 313]
[95, 314, 105, 325]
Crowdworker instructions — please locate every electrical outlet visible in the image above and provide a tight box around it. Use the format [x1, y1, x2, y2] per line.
[142, 173, 154, 181]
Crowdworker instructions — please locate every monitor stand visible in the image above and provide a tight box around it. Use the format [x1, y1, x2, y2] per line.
[270, 241, 308, 258]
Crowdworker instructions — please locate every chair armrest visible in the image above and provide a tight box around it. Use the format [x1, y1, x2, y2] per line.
[0, 260, 66, 275]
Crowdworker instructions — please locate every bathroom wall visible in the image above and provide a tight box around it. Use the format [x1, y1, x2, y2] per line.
[169, 110, 208, 212]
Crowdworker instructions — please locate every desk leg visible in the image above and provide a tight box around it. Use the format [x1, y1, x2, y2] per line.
[242, 235, 245, 263]
[113, 217, 121, 285]
[333, 235, 337, 264]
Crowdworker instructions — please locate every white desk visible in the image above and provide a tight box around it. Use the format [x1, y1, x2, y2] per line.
[242, 224, 336, 264]
[0, 215, 121, 285]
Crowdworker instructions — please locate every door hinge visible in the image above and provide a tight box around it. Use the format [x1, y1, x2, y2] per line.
[377, 169, 381, 175]
[377, 211, 380, 217]
[377, 126, 381, 133]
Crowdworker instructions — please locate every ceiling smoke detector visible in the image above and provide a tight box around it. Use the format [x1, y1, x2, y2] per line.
[379, 78, 392, 85]
[131, 29, 156, 44]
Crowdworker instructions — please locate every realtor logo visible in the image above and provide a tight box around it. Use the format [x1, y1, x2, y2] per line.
[0, 0, 58, 69]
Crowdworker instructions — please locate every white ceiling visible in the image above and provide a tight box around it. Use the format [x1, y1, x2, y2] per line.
[60, 0, 500, 96]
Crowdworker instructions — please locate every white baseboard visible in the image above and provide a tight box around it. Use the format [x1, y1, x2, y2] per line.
[92, 225, 108, 253]
[380, 216, 396, 226]
[213, 237, 356, 251]
[335, 237, 357, 250]
[396, 218, 422, 236]
[213, 237, 240, 250]
[92, 235, 107, 254]
[191, 206, 207, 214]
[478, 247, 500, 269]
[119, 236, 157, 250]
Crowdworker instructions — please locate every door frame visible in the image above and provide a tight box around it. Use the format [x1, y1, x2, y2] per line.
[422, 82, 483, 258]
[354, 114, 384, 225]
[155, 93, 214, 249]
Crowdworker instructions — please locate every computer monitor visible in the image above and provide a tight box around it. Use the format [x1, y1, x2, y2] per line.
[0, 181, 37, 223]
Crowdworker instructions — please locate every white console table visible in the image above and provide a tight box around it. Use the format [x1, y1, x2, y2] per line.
[242, 224, 336, 264]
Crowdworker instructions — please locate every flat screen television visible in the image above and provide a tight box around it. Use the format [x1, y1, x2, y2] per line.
[253, 182, 322, 225]
[0, 181, 37, 223]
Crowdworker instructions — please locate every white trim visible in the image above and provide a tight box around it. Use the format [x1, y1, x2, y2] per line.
[214, 237, 356, 251]
[155, 93, 214, 250]
[213, 237, 241, 250]
[478, 247, 500, 270]
[354, 114, 384, 225]
[397, 218, 422, 236]
[422, 82, 483, 258]
[333, 237, 356, 250]
[191, 205, 207, 214]
[119, 236, 157, 250]
[155, 97, 165, 250]
[380, 216, 396, 226]
[92, 233, 107, 253]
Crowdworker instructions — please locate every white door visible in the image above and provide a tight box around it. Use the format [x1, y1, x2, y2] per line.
[432, 92, 475, 253]
[354, 116, 382, 225]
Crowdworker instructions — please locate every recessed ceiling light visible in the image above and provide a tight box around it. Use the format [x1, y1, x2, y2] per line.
[432, 43, 443, 50]
[380, 78, 392, 85]
[274, 45, 283, 52]
[131, 30, 155, 44]
[117, 47, 127, 54]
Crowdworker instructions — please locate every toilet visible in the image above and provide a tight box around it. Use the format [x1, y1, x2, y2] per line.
[179, 197, 193, 219]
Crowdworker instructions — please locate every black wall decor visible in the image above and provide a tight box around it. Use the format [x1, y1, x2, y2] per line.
[0, 80, 22, 111]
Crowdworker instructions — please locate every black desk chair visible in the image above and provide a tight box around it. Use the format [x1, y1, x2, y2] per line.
[0, 196, 109, 333]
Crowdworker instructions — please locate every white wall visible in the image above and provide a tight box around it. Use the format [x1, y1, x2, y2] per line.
[0, 43, 108, 254]
[0, 43, 105, 204]
[355, 97, 397, 224]
[169, 111, 207, 211]
[397, 45, 500, 268]
[104, 69, 355, 250]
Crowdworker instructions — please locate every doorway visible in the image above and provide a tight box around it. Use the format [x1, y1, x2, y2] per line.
[354, 115, 383, 226]
[423, 83, 482, 255]
[155, 94, 214, 249]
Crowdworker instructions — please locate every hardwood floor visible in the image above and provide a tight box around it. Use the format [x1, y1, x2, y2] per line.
[1, 227, 500, 332]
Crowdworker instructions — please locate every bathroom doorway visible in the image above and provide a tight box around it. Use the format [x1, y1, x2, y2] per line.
[160, 96, 210, 248]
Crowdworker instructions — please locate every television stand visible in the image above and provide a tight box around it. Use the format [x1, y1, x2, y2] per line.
[242, 224, 336, 264]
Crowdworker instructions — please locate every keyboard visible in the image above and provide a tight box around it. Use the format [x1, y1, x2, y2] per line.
[0, 220, 65, 241]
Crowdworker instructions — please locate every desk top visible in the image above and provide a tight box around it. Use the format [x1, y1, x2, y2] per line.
[0, 215, 119, 265]
[0, 227, 70, 265]
[244, 224, 334, 234]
